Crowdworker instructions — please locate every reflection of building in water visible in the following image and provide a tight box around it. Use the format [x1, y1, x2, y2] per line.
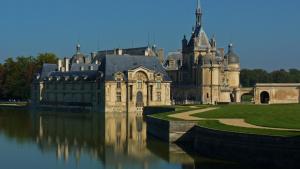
[33, 112, 153, 168]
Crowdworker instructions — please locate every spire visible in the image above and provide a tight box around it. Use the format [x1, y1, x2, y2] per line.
[76, 43, 81, 54]
[195, 0, 202, 26]
[228, 43, 233, 52]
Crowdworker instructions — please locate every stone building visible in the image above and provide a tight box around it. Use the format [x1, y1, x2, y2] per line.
[165, 1, 241, 104]
[31, 45, 171, 113]
[253, 84, 300, 104]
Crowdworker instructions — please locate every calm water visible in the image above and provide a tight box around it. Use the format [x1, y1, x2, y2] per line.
[0, 108, 249, 169]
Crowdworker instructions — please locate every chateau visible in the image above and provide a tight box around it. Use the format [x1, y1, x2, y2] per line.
[165, 1, 300, 105]
[31, 45, 171, 113]
[165, 1, 241, 104]
[32, 1, 300, 111]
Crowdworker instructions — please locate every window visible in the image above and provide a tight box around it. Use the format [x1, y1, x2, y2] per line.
[129, 85, 133, 101]
[207, 93, 209, 99]
[137, 80, 142, 89]
[116, 92, 121, 102]
[157, 92, 161, 102]
[156, 81, 161, 89]
[117, 79, 121, 89]
[150, 86, 153, 101]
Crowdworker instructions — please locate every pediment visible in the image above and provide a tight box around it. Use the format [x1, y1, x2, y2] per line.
[128, 66, 154, 73]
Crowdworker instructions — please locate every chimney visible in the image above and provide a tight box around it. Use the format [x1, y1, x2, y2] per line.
[58, 59, 62, 71]
[80, 66, 84, 71]
[65, 58, 70, 72]
[116, 48, 123, 55]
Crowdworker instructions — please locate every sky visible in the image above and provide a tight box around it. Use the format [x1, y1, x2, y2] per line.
[0, 0, 299, 70]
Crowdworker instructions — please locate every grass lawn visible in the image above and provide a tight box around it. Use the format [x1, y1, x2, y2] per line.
[193, 104, 300, 130]
[150, 105, 209, 120]
[149, 104, 300, 137]
[198, 120, 300, 137]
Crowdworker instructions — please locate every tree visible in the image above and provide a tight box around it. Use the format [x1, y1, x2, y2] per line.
[0, 53, 58, 100]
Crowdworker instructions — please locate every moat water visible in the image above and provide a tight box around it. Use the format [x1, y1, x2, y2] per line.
[0, 108, 255, 169]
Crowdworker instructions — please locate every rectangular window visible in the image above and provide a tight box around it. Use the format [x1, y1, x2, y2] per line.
[137, 80, 142, 89]
[129, 85, 133, 101]
[150, 86, 153, 101]
[157, 92, 161, 102]
[116, 92, 121, 102]
[117, 79, 121, 89]
[156, 81, 161, 89]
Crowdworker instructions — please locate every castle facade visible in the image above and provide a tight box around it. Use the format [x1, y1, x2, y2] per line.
[165, 1, 241, 104]
[31, 45, 171, 113]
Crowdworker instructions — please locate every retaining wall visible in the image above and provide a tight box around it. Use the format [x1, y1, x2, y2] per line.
[146, 116, 196, 143]
[143, 106, 175, 116]
[193, 126, 300, 168]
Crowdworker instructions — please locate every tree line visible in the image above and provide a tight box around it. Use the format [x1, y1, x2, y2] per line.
[240, 69, 300, 87]
[0, 53, 57, 101]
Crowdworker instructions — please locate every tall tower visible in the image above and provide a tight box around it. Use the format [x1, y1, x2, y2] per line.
[225, 43, 240, 89]
[195, 0, 202, 27]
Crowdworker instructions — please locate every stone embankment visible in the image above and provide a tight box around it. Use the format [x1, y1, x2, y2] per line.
[145, 107, 300, 169]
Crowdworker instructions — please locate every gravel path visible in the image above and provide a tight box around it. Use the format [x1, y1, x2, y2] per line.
[168, 107, 300, 132]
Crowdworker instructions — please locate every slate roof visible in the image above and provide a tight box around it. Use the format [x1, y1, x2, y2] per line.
[40, 64, 58, 79]
[188, 26, 211, 49]
[224, 44, 240, 64]
[71, 64, 100, 71]
[48, 70, 100, 81]
[99, 55, 171, 81]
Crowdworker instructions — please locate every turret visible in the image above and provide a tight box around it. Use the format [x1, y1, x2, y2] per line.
[224, 43, 240, 88]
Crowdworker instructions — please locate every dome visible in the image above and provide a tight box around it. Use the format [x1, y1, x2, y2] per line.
[71, 53, 85, 64]
[224, 44, 240, 64]
[70, 44, 86, 64]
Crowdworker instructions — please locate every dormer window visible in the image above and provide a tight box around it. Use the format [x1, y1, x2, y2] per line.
[116, 78, 121, 89]
[156, 81, 161, 89]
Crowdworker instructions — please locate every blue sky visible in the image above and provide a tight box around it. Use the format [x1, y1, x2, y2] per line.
[0, 0, 299, 70]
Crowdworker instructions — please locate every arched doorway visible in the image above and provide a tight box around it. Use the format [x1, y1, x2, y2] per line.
[260, 91, 270, 104]
[136, 91, 144, 107]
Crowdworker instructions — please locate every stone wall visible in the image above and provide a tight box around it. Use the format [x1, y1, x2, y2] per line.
[254, 83, 300, 104]
[146, 115, 300, 168]
[143, 106, 175, 116]
[193, 126, 300, 168]
[146, 116, 196, 143]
